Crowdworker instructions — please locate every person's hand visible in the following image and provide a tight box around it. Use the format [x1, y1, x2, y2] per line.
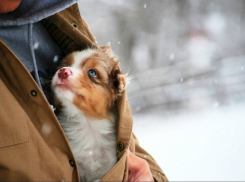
[127, 150, 154, 182]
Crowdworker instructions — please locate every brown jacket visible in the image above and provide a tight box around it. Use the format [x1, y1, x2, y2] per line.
[0, 4, 167, 181]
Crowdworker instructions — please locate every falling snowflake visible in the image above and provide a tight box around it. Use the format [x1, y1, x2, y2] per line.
[53, 55, 59, 63]
[41, 123, 52, 136]
[213, 102, 219, 108]
[169, 53, 175, 60]
[34, 42, 39, 50]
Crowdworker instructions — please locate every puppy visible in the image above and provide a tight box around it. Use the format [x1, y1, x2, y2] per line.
[51, 46, 127, 181]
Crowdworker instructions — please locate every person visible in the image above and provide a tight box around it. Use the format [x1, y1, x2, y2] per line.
[0, 0, 168, 181]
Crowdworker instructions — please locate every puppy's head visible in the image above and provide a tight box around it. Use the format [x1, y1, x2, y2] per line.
[51, 46, 127, 120]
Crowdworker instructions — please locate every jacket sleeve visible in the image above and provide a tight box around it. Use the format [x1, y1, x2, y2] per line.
[132, 133, 168, 181]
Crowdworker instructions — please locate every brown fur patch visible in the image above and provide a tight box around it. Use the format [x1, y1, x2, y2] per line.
[60, 54, 75, 68]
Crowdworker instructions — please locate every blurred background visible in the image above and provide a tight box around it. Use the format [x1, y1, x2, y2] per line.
[78, 0, 245, 181]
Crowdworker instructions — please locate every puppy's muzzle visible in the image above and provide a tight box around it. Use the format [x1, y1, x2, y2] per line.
[58, 68, 72, 79]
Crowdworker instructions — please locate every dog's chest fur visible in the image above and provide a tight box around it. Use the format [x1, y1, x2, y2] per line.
[57, 107, 117, 181]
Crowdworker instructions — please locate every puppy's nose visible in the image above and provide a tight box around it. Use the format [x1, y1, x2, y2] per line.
[58, 68, 72, 79]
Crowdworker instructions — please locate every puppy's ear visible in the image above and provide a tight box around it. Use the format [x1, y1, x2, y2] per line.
[110, 63, 129, 97]
[100, 45, 113, 55]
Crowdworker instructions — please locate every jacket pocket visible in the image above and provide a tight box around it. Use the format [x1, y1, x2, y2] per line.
[0, 79, 29, 148]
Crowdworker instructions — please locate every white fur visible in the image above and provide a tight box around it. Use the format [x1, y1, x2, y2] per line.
[57, 106, 117, 181]
[71, 49, 96, 68]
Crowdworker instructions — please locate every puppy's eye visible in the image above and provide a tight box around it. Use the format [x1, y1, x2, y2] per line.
[88, 69, 97, 77]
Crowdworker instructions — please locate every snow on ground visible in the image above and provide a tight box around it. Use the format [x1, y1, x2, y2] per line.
[133, 104, 245, 181]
